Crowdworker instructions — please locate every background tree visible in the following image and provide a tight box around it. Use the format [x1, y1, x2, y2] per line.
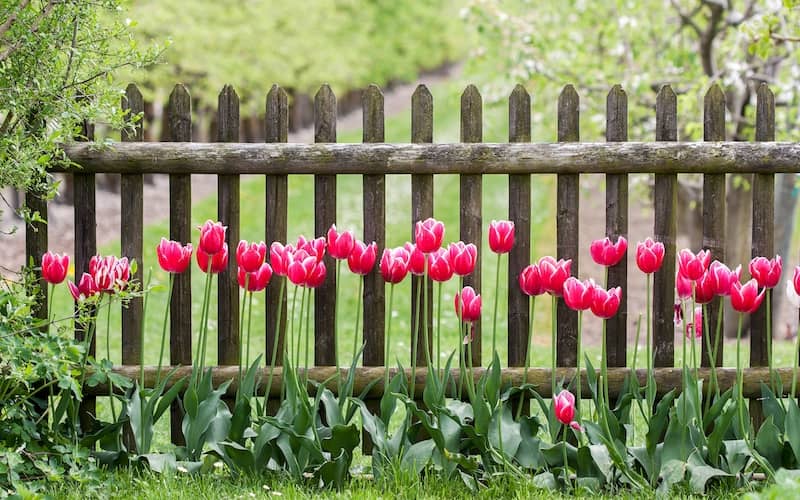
[0, 0, 161, 225]
[463, 0, 800, 336]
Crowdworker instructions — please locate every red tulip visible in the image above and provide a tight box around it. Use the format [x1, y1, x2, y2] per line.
[635, 238, 664, 274]
[380, 247, 410, 284]
[414, 217, 445, 253]
[237, 262, 273, 292]
[749, 255, 782, 289]
[305, 260, 327, 288]
[538, 256, 572, 297]
[197, 244, 229, 274]
[236, 240, 267, 273]
[590, 236, 627, 267]
[694, 271, 716, 305]
[90, 255, 130, 292]
[455, 286, 481, 322]
[707, 261, 741, 296]
[198, 220, 227, 255]
[447, 241, 477, 277]
[488, 220, 515, 254]
[41, 251, 70, 284]
[794, 266, 800, 296]
[590, 285, 622, 319]
[296, 236, 326, 262]
[519, 264, 546, 296]
[270, 242, 291, 276]
[404, 242, 426, 276]
[347, 240, 378, 276]
[563, 277, 596, 311]
[554, 390, 580, 429]
[327, 224, 355, 260]
[676, 271, 692, 300]
[68, 273, 99, 301]
[427, 248, 454, 282]
[157, 238, 192, 274]
[678, 248, 711, 281]
[730, 279, 765, 313]
[287, 252, 316, 286]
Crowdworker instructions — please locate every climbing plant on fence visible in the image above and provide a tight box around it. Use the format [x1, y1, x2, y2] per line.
[11, 80, 800, 494]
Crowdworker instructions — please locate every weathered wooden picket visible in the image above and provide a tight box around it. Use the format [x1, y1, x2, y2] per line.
[25, 81, 798, 445]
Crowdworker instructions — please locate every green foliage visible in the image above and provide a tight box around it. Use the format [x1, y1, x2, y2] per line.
[120, 0, 466, 115]
[0, 1, 161, 220]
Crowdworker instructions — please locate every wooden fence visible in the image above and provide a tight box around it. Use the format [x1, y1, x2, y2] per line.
[25, 81, 798, 444]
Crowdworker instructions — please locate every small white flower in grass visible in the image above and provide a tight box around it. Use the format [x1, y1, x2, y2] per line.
[302, 472, 314, 479]
[249, 493, 256, 498]
[787, 280, 800, 309]
[177, 466, 188, 473]
[271, 492, 283, 497]
[262, 485, 270, 490]
[213, 461, 224, 469]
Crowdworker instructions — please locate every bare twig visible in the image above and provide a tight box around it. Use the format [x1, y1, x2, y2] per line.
[0, 0, 58, 63]
[61, 13, 79, 88]
[0, 0, 31, 42]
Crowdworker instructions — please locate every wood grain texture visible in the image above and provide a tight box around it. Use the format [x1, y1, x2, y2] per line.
[216, 85, 241, 366]
[314, 85, 337, 366]
[702, 84, 726, 368]
[411, 85, 434, 366]
[24, 186, 47, 322]
[556, 85, 579, 368]
[265, 85, 289, 370]
[121, 83, 144, 365]
[605, 85, 628, 367]
[460, 85, 483, 366]
[61, 141, 800, 175]
[507, 84, 531, 367]
[88, 365, 795, 400]
[166, 84, 192, 445]
[653, 85, 677, 367]
[362, 85, 386, 368]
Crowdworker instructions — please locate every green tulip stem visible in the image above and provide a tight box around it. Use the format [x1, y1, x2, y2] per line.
[246, 292, 253, 367]
[155, 273, 174, 387]
[334, 260, 341, 393]
[551, 294, 557, 397]
[384, 283, 395, 391]
[304, 286, 312, 386]
[411, 276, 422, 400]
[767, 290, 775, 390]
[492, 252, 501, 356]
[793, 320, 800, 401]
[576, 309, 583, 417]
[104, 293, 116, 423]
[194, 260, 214, 388]
[436, 281, 443, 375]
[562, 424, 570, 488]
[237, 273, 249, 401]
[517, 295, 535, 420]
[352, 277, 364, 369]
[139, 269, 152, 389]
[47, 283, 55, 329]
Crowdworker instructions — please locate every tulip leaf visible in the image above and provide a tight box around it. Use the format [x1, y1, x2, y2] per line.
[687, 453, 731, 493]
[785, 400, 800, 465]
[657, 459, 686, 495]
[488, 404, 521, 459]
[400, 439, 435, 474]
[755, 416, 783, 469]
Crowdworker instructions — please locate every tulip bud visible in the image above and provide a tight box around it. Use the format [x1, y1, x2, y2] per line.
[488, 220, 515, 254]
[41, 251, 70, 285]
[590, 236, 627, 267]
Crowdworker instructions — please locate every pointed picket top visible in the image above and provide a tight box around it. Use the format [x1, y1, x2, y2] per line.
[362, 84, 385, 143]
[656, 85, 677, 142]
[315, 84, 337, 143]
[460, 84, 482, 143]
[509, 84, 531, 143]
[755, 83, 775, 142]
[217, 85, 240, 142]
[703, 83, 726, 141]
[558, 84, 579, 142]
[411, 84, 433, 143]
[122, 84, 144, 142]
[167, 84, 192, 142]
[265, 84, 288, 143]
[606, 84, 627, 142]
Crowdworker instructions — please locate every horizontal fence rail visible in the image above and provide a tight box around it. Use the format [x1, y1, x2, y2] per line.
[60, 141, 800, 175]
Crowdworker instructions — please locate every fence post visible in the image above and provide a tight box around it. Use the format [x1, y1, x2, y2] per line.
[167, 84, 192, 445]
[556, 85, 580, 371]
[121, 84, 144, 367]
[653, 85, 677, 368]
[74, 108, 96, 433]
[265, 84, 289, 413]
[460, 85, 483, 366]
[362, 84, 386, 454]
[24, 187, 48, 324]
[411, 85, 434, 371]
[508, 85, 531, 369]
[605, 85, 629, 367]
[314, 85, 337, 367]
[750, 83, 775, 425]
[702, 84, 726, 369]
[217, 85, 241, 367]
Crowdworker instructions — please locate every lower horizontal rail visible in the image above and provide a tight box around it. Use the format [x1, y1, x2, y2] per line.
[86, 365, 793, 399]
